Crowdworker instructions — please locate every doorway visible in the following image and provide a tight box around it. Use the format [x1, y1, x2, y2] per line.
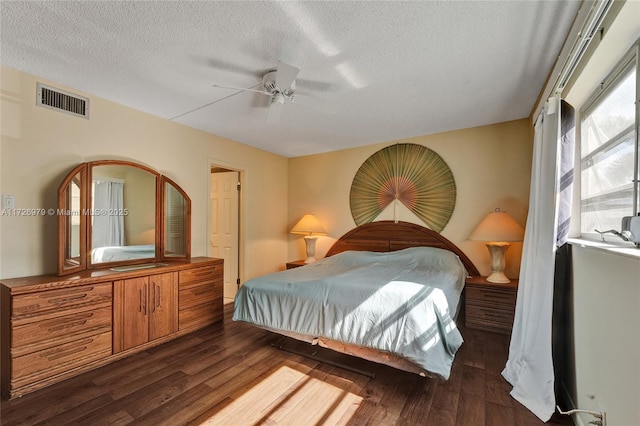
[209, 166, 241, 304]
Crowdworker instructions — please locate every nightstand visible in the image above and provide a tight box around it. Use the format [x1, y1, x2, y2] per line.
[286, 260, 307, 270]
[465, 276, 518, 334]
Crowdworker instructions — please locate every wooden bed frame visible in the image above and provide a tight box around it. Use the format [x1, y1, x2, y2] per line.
[269, 220, 480, 378]
[326, 220, 479, 276]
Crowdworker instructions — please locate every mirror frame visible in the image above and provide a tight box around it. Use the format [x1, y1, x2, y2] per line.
[57, 163, 88, 275]
[57, 160, 191, 275]
[160, 175, 192, 260]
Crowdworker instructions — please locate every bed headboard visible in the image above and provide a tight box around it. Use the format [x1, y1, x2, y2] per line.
[326, 221, 479, 276]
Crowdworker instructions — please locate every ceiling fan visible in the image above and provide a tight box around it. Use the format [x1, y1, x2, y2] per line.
[212, 61, 327, 123]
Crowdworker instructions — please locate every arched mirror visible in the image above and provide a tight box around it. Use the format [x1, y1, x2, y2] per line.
[57, 164, 87, 275]
[58, 160, 191, 275]
[162, 176, 190, 258]
[88, 162, 158, 266]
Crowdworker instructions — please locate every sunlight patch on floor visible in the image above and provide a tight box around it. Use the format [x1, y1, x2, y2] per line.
[198, 366, 363, 425]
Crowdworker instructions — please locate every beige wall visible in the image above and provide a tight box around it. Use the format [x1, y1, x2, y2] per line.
[288, 119, 533, 278]
[0, 67, 288, 280]
[571, 246, 640, 426]
[0, 66, 533, 281]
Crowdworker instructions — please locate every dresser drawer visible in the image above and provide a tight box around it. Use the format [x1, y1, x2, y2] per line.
[12, 283, 112, 319]
[179, 301, 223, 331]
[12, 306, 112, 353]
[464, 277, 517, 334]
[179, 264, 223, 287]
[466, 286, 516, 308]
[12, 331, 112, 383]
[179, 282, 222, 310]
[466, 305, 515, 328]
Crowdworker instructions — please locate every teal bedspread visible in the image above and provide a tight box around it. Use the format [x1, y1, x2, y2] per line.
[233, 247, 467, 379]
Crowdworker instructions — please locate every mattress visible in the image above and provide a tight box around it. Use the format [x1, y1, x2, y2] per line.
[233, 246, 467, 379]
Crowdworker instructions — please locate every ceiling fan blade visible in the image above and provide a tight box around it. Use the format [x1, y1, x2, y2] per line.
[205, 58, 257, 77]
[266, 102, 284, 124]
[212, 84, 270, 96]
[275, 61, 300, 90]
[291, 93, 334, 114]
[296, 78, 339, 93]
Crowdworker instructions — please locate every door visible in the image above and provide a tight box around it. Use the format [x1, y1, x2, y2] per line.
[120, 277, 149, 351]
[210, 170, 239, 300]
[115, 272, 177, 352]
[148, 272, 178, 341]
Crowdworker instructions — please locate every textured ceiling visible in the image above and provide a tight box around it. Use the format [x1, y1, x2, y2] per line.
[1, 1, 580, 158]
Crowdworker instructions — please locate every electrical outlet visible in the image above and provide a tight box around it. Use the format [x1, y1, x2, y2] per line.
[2, 195, 15, 209]
[597, 403, 607, 426]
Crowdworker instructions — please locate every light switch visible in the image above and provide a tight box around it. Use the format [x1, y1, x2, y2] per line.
[2, 195, 15, 209]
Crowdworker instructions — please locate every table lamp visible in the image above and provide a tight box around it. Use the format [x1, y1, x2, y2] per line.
[291, 214, 327, 263]
[469, 208, 525, 283]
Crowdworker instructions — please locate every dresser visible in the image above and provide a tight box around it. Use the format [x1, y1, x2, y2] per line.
[0, 257, 222, 399]
[465, 276, 518, 334]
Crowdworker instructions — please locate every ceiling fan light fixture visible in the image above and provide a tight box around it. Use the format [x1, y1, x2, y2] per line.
[263, 70, 278, 93]
[262, 69, 297, 95]
[272, 92, 286, 105]
[212, 60, 323, 121]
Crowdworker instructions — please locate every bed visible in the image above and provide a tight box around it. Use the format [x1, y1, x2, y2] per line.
[233, 221, 479, 379]
[91, 244, 156, 263]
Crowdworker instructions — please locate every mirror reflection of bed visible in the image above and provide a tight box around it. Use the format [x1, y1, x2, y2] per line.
[90, 164, 156, 264]
[234, 221, 479, 380]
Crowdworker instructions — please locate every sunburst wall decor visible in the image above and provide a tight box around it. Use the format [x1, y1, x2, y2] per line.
[349, 143, 456, 232]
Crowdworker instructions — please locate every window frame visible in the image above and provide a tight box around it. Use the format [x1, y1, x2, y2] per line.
[578, 40, 640, 241]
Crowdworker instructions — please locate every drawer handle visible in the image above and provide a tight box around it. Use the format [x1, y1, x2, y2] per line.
[482, 293, 509, 300]
[44, 345, 88, 361]
[50, 294, 89, 304]
[151, 284, 156, 314]
[43, 286, 95, 301]
[482, 312, 509, 320]
[43, 338, 93, 361]
[44, 317, 90, 332]
[140, 287, 148, 315]
[192, 288, 211, 296]
[150, 284, 161, 312]
[143, 286, 147, 316]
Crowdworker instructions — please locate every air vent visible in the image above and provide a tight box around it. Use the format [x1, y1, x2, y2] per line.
[36, 83, 89, 118]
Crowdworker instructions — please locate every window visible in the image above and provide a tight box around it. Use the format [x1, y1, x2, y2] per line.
[580, 43, 639, 236]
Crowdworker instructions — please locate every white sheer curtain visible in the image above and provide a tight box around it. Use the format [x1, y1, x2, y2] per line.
[92, 179, 125, 248]
[502, 96, 561, 421]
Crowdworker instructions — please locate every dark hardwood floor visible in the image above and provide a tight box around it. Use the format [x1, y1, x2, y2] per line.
[1, 303, 572, 425]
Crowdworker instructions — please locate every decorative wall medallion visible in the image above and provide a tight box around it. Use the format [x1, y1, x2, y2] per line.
[350, 143, 456, 232]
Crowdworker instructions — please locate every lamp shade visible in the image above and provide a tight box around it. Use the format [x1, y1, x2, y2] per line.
[291, 214, 327, 236]
[469, 209, 524, 242]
